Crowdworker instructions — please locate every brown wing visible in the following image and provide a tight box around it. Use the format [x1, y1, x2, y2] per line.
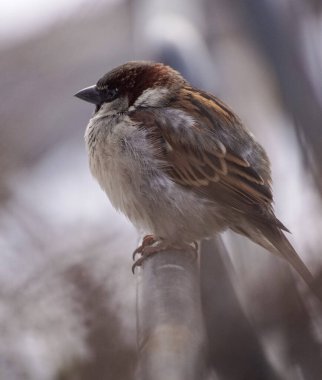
[130, 86, 276, 219]
[164, 136, 272, 206]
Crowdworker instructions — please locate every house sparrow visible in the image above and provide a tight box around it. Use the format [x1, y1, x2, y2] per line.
[75, 61, 313, 286]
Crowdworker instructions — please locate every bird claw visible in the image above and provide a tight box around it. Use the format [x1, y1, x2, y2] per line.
[132, 240, 199, 274]
[132, 235, 157, 260]
[132, 241, 168, 274]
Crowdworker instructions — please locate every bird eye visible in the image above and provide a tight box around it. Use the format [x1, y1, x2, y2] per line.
[99, 87, 119, 102]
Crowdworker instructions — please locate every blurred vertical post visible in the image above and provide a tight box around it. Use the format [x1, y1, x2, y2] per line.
[200, 238, 282, 380]
[132, 0, 216, 91]
[135, 249, 207, 380]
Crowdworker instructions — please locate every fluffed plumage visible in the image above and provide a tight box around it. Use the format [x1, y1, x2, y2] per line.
[75, 61, 314, 288]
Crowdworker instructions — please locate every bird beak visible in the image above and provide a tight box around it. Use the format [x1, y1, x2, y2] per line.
[74, 85, 101, 105]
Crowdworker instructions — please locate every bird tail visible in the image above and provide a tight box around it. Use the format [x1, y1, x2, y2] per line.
[256, 223, 314, 288]
[232, 220, 313, 287]
[233, 220, 322, 302]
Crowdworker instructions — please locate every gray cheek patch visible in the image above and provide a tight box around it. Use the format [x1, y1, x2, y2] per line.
[132, 87, 170, 109]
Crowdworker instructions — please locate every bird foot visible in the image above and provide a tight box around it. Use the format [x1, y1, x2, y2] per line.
[132, 240, 198, 274]
[132, 234, 158, 260]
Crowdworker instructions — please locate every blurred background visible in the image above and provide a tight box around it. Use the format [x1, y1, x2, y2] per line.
[1, 0, 322, 379]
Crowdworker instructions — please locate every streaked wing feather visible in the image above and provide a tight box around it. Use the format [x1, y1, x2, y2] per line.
[130, 87, 273, 210]
[167, 145, 272, 205]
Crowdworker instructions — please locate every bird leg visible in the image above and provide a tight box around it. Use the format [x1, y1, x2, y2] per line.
[132, 240, 198, 273]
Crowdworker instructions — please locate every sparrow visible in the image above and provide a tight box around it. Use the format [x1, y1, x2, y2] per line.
[75, 61, 313, 286]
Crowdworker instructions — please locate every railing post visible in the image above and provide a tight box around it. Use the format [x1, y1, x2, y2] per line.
[135, 249, 207, 380]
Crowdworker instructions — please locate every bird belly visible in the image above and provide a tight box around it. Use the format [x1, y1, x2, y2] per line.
[86, 117, 226, 242]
